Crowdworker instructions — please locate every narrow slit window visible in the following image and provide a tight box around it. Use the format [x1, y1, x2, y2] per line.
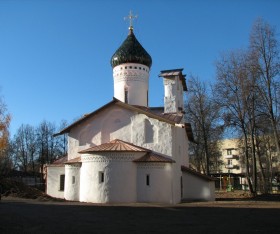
[124, 88, 128, 103]
[99, 171, 104, 183]
[146, 174, 150, 186]
[72, 176, 75, 184]
[59, 174, 65, 191]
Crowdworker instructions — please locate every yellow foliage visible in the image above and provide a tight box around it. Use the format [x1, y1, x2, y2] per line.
[0, 102, 11, 151]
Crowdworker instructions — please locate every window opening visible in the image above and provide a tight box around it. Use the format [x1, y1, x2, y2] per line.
[99, 171, 104, 183]
[146, 174, 150, 186]
[124, 88, 128, 103]
[59, 174, 65, 191]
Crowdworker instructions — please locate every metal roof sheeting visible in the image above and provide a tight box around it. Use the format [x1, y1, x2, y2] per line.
[133, 152, 175, 163]
[79, 139, 147, 153]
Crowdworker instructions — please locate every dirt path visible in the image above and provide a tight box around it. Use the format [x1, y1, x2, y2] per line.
[1, 196, 280, 234]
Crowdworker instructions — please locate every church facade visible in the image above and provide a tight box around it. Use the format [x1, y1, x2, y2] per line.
[46, 23, 215, 204]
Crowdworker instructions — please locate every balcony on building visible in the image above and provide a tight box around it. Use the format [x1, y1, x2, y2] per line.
[224, 154, 239, 160]
[225, 164, 239, 169]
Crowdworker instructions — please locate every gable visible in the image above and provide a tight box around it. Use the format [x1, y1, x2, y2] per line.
[69, 104, 134, 147]
[55, 98, 184, 136]
[54, 98, 194, 145]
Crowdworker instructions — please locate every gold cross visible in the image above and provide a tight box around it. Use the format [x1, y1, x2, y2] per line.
[124, 10, 138, 30]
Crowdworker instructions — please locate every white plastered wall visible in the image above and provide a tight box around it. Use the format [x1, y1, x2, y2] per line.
[68, 106, 174, 160]
[64, 164, 81, 201]
[136, 163, 173, 203]
[168, 126, 190, 204]
[79, 152, 143, 203]
[130, 114, 173, 156]
[182, 172, 215, 201]
[64, 102, 192, 204]
[68, 106, 134, 160]
[163, 75, 184, 113]
[113, 63, 150, 107]
[46, 166, 65, 199]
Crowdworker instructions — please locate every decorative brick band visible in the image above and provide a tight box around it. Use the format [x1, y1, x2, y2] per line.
[82, 153, 136, 163]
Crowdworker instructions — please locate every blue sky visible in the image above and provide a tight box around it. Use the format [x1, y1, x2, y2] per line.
[0, 0, 280, 136]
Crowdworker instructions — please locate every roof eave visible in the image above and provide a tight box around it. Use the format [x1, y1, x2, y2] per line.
[181, 166, 217, 181]
[116, 100, 177, 125]
[53, 99, 118, 137]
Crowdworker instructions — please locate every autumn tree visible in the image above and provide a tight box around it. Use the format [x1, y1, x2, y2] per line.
[0, 96, 11, 175]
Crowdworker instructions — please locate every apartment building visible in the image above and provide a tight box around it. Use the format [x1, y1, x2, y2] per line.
[213, 138, 247, 190]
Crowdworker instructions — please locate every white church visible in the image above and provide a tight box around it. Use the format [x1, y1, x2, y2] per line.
[46, 16, 215, 204]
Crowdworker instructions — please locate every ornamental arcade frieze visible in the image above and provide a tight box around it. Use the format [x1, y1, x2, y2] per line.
[81, 153, 137, 163]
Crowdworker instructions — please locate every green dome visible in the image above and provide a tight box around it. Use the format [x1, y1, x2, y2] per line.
[111, 30, 152, 68]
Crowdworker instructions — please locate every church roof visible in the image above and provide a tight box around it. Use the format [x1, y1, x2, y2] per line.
[110, 29, 152, 68]
[47, 155, 68, 167]
[133, 152, 175, 163]
[79, 139, 147, 153]
[65, 157, 81, 164]
[54, 98, 184, 136]
[79, 139, 174, 163]
[54, 98, 195, 143]
[134, 106, 184, 123]
[181, 166, 216, 181]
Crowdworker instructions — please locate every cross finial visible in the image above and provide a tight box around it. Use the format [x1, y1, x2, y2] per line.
[124, 10, 138, 32]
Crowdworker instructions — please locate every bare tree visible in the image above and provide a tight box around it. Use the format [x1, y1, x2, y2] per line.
[36, 120, 65, 181]
[186, 76, 223, 175]
[9, 120, 67, 181]
[250, 18, 280, 162]
[57, 119, 68, 156]
[12, 124, 37, 173]
[215, 50, 257, 194]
